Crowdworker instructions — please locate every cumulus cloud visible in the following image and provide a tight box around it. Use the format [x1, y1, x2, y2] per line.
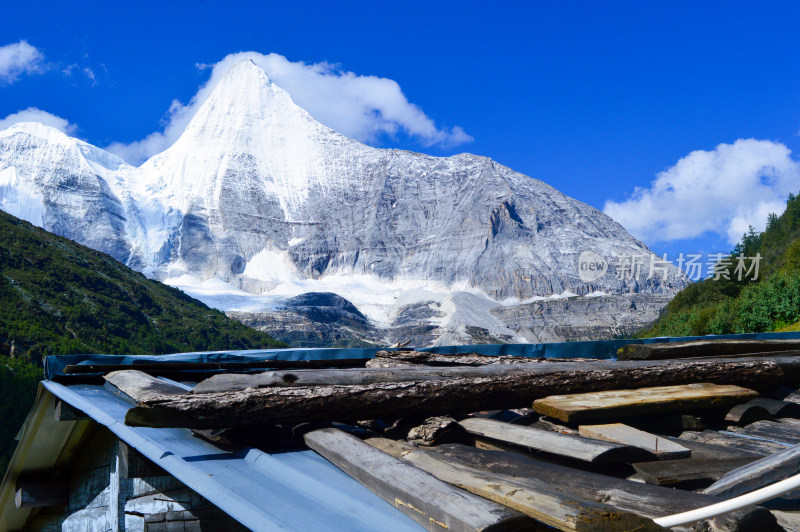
[107, 51, 473, 165]
[0, 107, 77, 135]
[604, 139, 800, 245]
[0, 41, 44, 84]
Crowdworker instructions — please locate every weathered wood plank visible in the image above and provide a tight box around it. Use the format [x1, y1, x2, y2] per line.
[662, 436, 763, 460]
[302, 428, 532, 531]
[728, 420, 800, 445]
[124, 359, 782, 429]
[366, 437, 664, 531]
[533, 383, 758, 424]
[679, 430, 789, 456]
[632, 457, 756, 486]
[459, 418, 654, 463]
[422, 442, 776, 530]
[64, 357, 368, 374]
[14, 476, 68, 508]
[104, 370, 189, 403]
[703, 442, 800, 498]
[578, 424, 691, 460]
[617, 339, 800, 360]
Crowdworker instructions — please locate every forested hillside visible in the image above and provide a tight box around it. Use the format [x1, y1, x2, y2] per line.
[639, 193, 800, 337]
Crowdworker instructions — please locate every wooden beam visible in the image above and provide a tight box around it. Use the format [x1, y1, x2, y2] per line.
[617, 339, 800, 360]
[302, 428, 532, 531]
[365, 350, 549, 368]
[533, 383, 759, 424]
[458, 418, 654, 463]
[54, 400, 89, 422]
[14, 476, 67, 508]
[421, 442, 775, 530]
[662, 436, 762, 460]
[124, 359, 782, 429]
[703, 442, 800, 498]
[104, 370, 189, 402]
[631, 457, 758, 486]
[578, 424, 690, 460]
[365, 438, 663, 531]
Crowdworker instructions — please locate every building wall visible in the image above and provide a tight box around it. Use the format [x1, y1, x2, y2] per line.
[22, 426, 246, 532]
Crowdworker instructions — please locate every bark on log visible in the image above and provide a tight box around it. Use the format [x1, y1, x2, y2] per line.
[365, 350, 564, 368]
[124, 359, 783, 429]
[617, 339, 800, 361]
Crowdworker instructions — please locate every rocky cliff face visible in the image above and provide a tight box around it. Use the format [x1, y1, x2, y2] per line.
[0, 60, 685, 346]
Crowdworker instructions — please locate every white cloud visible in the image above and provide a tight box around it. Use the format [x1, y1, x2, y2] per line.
[107, 52, 473, 165]
[604, 139, 800, 245]
[0, 107, 76, 135]
[0, 41, 44, 84]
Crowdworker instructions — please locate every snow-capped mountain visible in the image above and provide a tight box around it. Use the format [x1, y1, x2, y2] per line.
[0, 59, 686, 345]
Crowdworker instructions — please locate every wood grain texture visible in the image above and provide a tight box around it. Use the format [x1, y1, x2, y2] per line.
[632, 457, 756, 486]
[533, 383, 758, 423]
[365, 438, 664, 531]
[303, 428, 532, 532]
[703, 443, 800, 498]
[104, 370, 188, 403]
[617, 339, 800, 360]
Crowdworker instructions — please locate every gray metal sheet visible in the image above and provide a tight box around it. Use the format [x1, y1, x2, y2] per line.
[43, 381, 422, 532]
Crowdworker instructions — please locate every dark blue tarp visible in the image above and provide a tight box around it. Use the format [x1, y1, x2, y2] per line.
[44, 331, 800, 379]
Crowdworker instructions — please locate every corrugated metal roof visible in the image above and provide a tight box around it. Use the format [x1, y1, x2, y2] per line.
[36, 381, 423, 532]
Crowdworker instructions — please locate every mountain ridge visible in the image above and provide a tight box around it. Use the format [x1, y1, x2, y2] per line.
[0, 60, 686, 344]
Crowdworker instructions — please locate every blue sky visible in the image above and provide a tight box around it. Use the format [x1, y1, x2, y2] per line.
[2, 1, 800, 264]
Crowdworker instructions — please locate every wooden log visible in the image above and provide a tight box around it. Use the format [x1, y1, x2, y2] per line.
[703, 442, 800, 498]
[421, 443, 778, 531]
[577, 424, 691, 460]
[679, 430, 789, 456]
[459, 418, 654, 463]
[302, 428, 532, 531]
[533, 383, 759, 424]
[124, 359, 782, 429]
[728, 420, 800, 445]
[632, 457, 756, 486]
[14, 476, 67, 508]
[617, 339, 800, 361]
[192, 364, 607, 394]
[104, 370, 189, 402]
[365, 350, 580, 368]
[725, 402, 772, 425]
[365, 438, 664, 531]
[54, 400, 88, 422]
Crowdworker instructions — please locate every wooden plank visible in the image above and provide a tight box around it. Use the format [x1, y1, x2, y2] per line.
[632, 457, 758, 486]
[729, 420, 800, 445]
[14, 476, 67, 508]
[533, 383, 758, 424]
[104, 370, 189, 402]
[679, 430, 789, 456]
[420, 442, 775, 530]
[365, 350, 551, 368]
[578, 424, 691, 460]
[662, 436, 762, 460]
[617, 339, 800, 360]
[124, 359, 782, 429]
[302, 428, 532, 531]
[459, 418, 655, 463]
[703, 443, 800, 498]
[365, 438, 664, 531]
[54, 399, 89, 421]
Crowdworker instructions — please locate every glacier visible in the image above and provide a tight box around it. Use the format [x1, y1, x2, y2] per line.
[0, 59, 687, 346]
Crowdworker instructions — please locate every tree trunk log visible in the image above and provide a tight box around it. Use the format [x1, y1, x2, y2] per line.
[617, 340, 800, 361]
[124, 359, 783, 429]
